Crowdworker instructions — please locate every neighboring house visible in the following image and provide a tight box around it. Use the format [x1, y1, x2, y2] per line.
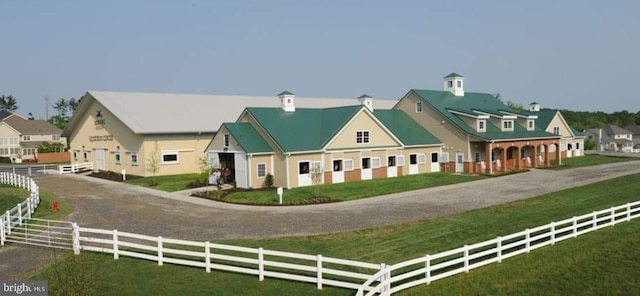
[584, 129, 612, 152]
[0, 110, 26, 122]
[623, 125, 640, 149]
[0, 119, 65, 161]
[604, 125, 633, 152]
[62, 91, 398, 176]
[206, 93, 442, 189]
[393, 73, 564, 174]
[525, 103, 585, 158]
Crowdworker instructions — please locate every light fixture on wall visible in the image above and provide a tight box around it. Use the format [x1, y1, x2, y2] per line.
[117, 146, 120, 151]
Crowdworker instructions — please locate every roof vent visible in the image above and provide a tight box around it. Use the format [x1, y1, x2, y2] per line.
[278, 90, 295, 112]
[443, 73, 464, 97]
[358, 94, 373, 111]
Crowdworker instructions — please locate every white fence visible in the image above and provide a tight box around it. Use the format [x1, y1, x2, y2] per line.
[78, 227, 383, 291]
[356, 201, 640, 296]
[58, 162, 93, 174]
[0, 172, 41, 246]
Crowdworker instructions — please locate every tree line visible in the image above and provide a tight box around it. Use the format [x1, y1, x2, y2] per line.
[0, 94, 79, 129]
[556, 109, 640, 131]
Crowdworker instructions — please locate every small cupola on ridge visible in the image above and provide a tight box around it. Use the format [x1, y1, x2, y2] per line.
[444, 73, 464, 97]
[278, 90, 295, 112]
[358, 94, 373, 111]
[529, 101, 540, 112]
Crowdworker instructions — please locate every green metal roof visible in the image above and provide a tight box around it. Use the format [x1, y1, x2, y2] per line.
[278, 90, 295, 96]
[444, 73, 464, 78]
[412, 89, 560, 141]
[224, 123, 274, 154]
[246, 106, 362, 153]
[358, 94, 373, 99]
[373, 110, 442, 146]
[570, 127, 585, 137]
[528, 109, 557, 129]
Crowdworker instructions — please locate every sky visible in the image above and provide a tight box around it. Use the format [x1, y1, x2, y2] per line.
[1, 0, 639, 119]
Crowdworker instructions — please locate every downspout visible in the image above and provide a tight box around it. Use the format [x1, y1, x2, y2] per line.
[285, 153, 291, 189]
[247, 154, 252, 188]
[466, 135, 471, 173]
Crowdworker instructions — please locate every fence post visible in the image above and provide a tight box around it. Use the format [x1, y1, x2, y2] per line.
[592, 211, 597, 230]
[610, 207, 615, 226]
[5, 211, 10, 236]
[425, 254, 431, 284]
[379, 263, 388, 293]
[464, 245, 470, 273]
[113, 230, 119, 259]
[497, 236, 502, 263]
[572, 217, 578, 238]
[72, 223, 80, 255]
[26, 201, 31, 220]
[525, 229, 531, 253]
[628, 203, 632, 221]
[28, 167, 32, 177]
[0, 215, 5, 246]
[158, 236, 163, 266]
[316, 254, 323, 290]
[550, 222, 556, 245]
[58, 165, 62, 175]
[258, 247, 264, 281]
[205, 241, 211, 273]
[17, 204, 22, 226]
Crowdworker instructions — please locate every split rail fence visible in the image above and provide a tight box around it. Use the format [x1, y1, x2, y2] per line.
[58, 162, 93, 174]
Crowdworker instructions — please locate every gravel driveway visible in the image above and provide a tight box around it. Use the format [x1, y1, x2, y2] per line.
[1, 161, 639, 279]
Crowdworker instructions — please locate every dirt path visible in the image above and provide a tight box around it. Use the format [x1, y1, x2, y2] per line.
[2, 161, 640, 279]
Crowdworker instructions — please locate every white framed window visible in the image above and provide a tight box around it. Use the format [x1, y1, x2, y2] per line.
[475, 152, 481, 163]
[371, 157, 381, 169]
[448, 81, 453, 88]
[257, 163, 266, 177]
[52, 135, 60, 140]
[22, 148, 36, 156]
[343, 159, 354, 171]
[23, 135, 31, 141]
[162, 151, 179, 164]
[431, 152, 439, 163]
[397, 155, 405, 166]
[553, 127, 560, 135]
[457, 80, 462, 87]
[502, 120, 514, 131]
[131, 153, 138, 166]
[527, 120, 535, 131]
[416, 102, 423, 113]
[409, 154, 418, 165]
[417, 154, 427, 165]
[356, 131, 370, 144]
[115, 152, 121, 165]
[224, 134, 230, 147]
[440, 152, 450, 163]
[477, 120, 486, 132]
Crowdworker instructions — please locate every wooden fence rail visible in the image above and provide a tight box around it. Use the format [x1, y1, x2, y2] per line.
[58, 162, 93, 174]
[356, 201, 640, 296]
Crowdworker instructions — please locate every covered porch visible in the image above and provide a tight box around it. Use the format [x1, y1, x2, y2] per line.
[473, 139, 562, 174]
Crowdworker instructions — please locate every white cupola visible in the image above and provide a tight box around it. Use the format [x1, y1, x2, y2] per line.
[529, 102, 541, 112]
[278, 90, 295, 112]
[443, 73, 464, 96]
[358, 94, 373, 111]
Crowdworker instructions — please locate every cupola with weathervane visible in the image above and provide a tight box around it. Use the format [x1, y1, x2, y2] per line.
[529, 101, 541, 112]
[278, 90, 295, 112]
[443, 73, 464, 97]
[358, 94, 373, 111]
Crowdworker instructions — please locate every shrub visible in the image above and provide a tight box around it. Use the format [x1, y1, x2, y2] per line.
[263, 173, 274, 188]
[0, 157, 11, 164]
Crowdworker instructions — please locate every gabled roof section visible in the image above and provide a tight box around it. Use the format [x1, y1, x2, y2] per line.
[623, 125, 640, 134]
[604, 124, 632, 136]
[0, 110, 14, 120]
[224, 123, 273, 154]
[527, 109, 558, 130]
[411, 89, 559, 141]
[4, 120, 61, 135]
[246, 106, 362, 153]
[373, 110, 441, 146]
[62, 91, 399, 137]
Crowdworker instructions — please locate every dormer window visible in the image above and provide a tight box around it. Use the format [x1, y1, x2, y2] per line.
[416, 102, 423, 113]
[502, 120, 514, 131]
[527, 120, 535, 131]
[477, 120, 486, 132]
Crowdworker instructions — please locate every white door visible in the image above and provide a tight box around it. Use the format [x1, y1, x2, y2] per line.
[361, 157, 372, 180]
[332, 159, 344, 183]
[430, 152, 440, 172]
[298, 161, 311, 187]
[387, 156, 397, 178]
[409, 154, 419, 175]
[96, 149, 105, 170]
[455, 153, 464, 173]
[234, 153, 248, 189]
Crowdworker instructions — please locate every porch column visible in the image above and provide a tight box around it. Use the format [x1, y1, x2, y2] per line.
[556, 144, 562, 166]
[531, 145, 538, 168]
[501, 148, 507, 172]
[544, 145, 551, 167]
[486, 143, 492, 174]
[515, 146, 521, 170]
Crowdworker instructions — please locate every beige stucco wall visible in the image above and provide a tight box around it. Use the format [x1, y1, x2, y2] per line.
[326, 111, 400, 150]
[248, 154, 274, 188]
[142, 133, 214, 176]
[207, 126, 243, 153]
[545, 113, 572, 137]
[0, 124, 19, 140]
[395, 93, 470, 161]
[287, 153, 323, 188]
[399, 147, 441, 174]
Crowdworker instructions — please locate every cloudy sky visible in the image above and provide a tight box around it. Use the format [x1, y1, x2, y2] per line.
[1, 0, 638, 118]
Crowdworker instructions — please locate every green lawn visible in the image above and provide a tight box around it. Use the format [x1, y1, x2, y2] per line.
[31, 173, 640, 295]
[125, 173, 204, 192]
[0, 184, 29, 213]
[0, 183, 73, 220]
[551, 154, 638, 170]
[222, 173, 484, 205]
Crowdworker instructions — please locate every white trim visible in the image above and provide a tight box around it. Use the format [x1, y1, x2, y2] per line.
[415, 101, 423, 113]
[114, 151, 121, 165]
[527, 119, 535, 131]
[257, 162, 267, 178]
[322, 107, 404, 150]
[501, 120, 514, 131]
[371, 157, 381, 169]
[397, 155, 405, 166]
[131, 152, 138, 166]
[417, 153, 426, 165]
[161, 151, 179, 165]
[270, 155, 274, 175]
[477, 119, 486, 132]
[285, 154, 291, 189]
[343, 159, 354, 171]
[356, 130, 371, 144]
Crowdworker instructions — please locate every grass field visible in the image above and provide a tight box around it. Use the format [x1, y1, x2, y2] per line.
[125, 173, 203, 192]
[551, 154, 638, 170]
[223, 173, 483, 205]
[0, 184, 28, 213]
[31, 173, 640, 295]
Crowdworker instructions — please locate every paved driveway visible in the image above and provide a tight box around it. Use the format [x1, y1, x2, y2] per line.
[1, 161, 639, 279]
